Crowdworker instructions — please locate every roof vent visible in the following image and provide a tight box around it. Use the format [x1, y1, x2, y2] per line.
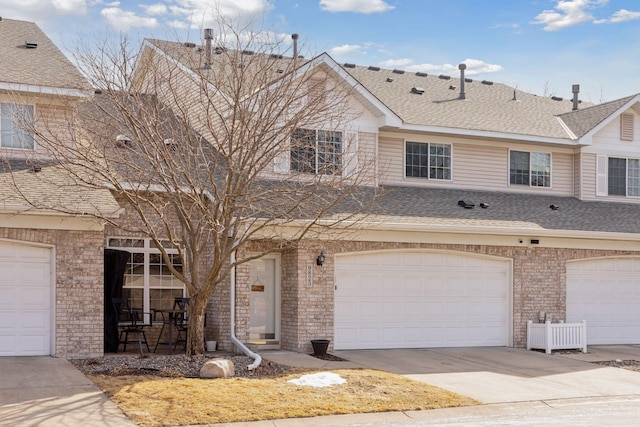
[439, 74, 451, 80]
[458, 63, 466, 100]
[458, 199, 475, 209]
[465, 78, 473, 83]
[449, 85, 456, 90]
[292, 33, 299, 58]
[549, 204, 560, 210]
[25, 40, 38, 49]
[115, 134, 132, 148]
[481, 80, 493, 85]
[203, 28, 213, 70]
[415, 71, 428, 77]
[183, 42, 196, 48]
[276, 68, 284, 73]
[572, 84, 580, 110]
[479, 202, 489, 209]
[214, 47, 224, 54]
[94, 88, 102, 94]
[386, 77, 394, 82]
[343, 63, 356, 68]
[30, 165, 41, 173]
[392, 69, 405, 74]
[368, 66, 380, 71]
[512, 90, 518, 101]
[411, 87, 425, 95]
[242, 50, 254, 55]
[551, 96, 563, 101]
[164, 138, 178, 152]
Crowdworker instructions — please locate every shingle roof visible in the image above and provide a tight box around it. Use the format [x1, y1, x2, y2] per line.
[558, 94, 639, 138]
[0, 18, 91, 92]
[336, 186, 640, 236]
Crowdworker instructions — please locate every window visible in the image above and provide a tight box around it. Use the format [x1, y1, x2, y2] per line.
[107, 238, 185, 317]
[608, 157, 640, 197]
[405, 141, 451, 180]
[509, 151, 551, 187]
[1, 103, 35, 149]
[290, 128, 342, 174]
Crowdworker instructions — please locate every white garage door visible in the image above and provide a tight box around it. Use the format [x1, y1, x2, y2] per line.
[335, 251, 510, 350]
[567, 258, 640, 345]
[0, 241, 52, 356]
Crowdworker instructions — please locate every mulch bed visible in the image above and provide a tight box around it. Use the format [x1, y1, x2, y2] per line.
[310, 353, 348, 361]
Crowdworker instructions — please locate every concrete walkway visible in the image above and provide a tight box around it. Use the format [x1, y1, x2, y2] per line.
[0, 356, 134, 427]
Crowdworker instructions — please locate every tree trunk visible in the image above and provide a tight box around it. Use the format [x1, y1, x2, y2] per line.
[186, 294, 208, 355]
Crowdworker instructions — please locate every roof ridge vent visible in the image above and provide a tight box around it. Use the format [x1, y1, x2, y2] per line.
[183, 42, 196, 48]
[465, 78, 473, 83]
[25, 40, 38, 49]
[269, 53, 283, 59]
[368, 66, 380, 71]
[392, 69, 405, 74]
[551, 96, 563, 101]
[481, 80, 493, 85]
[343, 63, 356, 68]
[411, 86, 425, 95]
[242, 49, 254, 55]
[439, 74, 451, 80]
[415, 71, 428, 77]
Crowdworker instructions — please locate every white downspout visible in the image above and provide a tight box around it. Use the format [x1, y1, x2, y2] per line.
[230, 249, 262, 370]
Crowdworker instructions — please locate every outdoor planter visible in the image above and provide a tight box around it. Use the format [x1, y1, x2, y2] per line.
[311, 339, 330, 355]
[527, 320, 587, 354]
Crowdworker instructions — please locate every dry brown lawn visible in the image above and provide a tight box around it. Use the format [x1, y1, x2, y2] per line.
[90, 369, 476, 426]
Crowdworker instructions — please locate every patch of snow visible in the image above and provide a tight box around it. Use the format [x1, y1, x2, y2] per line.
[287, 371, 346, 388]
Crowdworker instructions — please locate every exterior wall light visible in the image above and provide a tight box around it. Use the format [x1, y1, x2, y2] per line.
[316, 252, 326, 266]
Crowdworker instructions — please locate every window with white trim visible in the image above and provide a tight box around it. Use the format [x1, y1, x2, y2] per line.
[405, 141, 451, 180]
[509, 150, 551, 187]
[608, 157, 640, 197]
[290, 128, 342, 175]
[107, 238, 186, 315]
[1, 103, 35, 149]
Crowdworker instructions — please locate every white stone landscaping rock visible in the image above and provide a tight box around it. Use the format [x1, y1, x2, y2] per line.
[287, 371, 346, 387]
[200, 358, 235, 378]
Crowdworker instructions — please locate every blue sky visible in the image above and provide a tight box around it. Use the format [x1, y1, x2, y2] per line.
[2, 0, 639, 103]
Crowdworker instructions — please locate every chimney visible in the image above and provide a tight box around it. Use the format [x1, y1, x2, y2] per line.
[204, 28, 213, 70]
[572, 84, 580, 110]
[292, 33, 299, 58]
[458, 63, 466, 100]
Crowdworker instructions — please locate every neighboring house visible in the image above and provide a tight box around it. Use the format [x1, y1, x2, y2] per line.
[136, 35, 640, 353]
[0, 18, 119, 358]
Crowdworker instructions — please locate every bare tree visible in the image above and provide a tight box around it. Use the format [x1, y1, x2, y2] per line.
[9, 20, 378, 355]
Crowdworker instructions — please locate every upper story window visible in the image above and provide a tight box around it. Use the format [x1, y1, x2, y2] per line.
[608, 157, 640, 197]
[290, 128, 342, 175]
[405, 141, 451, 180]
[509, 150, 551, 187]
[1, 103, 35, 149]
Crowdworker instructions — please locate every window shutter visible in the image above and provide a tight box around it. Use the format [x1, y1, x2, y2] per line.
[621, 114, 634, 141]
[342, 131, 358, 178]
[596, 154, 607, 196]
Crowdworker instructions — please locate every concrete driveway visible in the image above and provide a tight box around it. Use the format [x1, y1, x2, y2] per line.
[0, 356, 134, 427]
[263, 345, 640, 404]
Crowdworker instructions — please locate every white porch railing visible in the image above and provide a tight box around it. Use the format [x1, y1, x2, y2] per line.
[526, 320, 587, 354]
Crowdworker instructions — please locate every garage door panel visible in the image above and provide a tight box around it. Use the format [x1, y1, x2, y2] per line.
[567, 258, 640, 345]
[335, 251, 510, 349]
[0, 241, 51, 356]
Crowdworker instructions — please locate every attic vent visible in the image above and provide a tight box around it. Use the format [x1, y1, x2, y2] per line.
[392, 69, 405, 74]
[465, 78, 473, 83]
[458, 199, 475, 209]
[30, 165, 41, 173]
[439, 74, 451, 80]
[449, 85, 456, 90]
[164, 138, 178, 152]
[621, 113, 634, 141]
[411, 87, 425, 95]
[276, 69, 284, 73]
[386, 77, 394, 82]
[214, 47, 224, 54]
[115, 134, 131, 148]
[343, 63, 356, 68]
[368, 66, 380, 71]
[269, 54, 283, 59]
[25, 40, 38, 49]
[183, 42, 196, 48]
[242, 50, 254, 55]
[415, 71, 428, 77]
[551, 96, 563, 101]
[481, 80, 493, 85]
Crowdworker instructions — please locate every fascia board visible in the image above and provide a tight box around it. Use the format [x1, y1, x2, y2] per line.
[0, 82, 91, 98]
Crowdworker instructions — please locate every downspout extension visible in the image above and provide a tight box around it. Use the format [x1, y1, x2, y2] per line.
[230, 249, 262, 370]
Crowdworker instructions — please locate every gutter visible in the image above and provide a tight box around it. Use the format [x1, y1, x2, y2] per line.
[230, 248, 262, 370]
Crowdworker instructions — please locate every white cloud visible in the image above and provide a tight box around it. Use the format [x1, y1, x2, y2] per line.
[320, 0, 394, 14]
[141, 3, 168, 15]
[52, 0, 87, 15]
[532, 0, 607, 31]
[0, 0, 88, 21]
[165, 0, 273, 34]
[406, 59, 503, 76]
[330, 44, 362, 55]
[100, 7, 159, 31]
[594, 8, 640, 24]
[378, 58, 413, 67]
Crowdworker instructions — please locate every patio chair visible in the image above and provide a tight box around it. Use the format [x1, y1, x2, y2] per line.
[113, 297, 151, 355]
[173, 297, 190, 350]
